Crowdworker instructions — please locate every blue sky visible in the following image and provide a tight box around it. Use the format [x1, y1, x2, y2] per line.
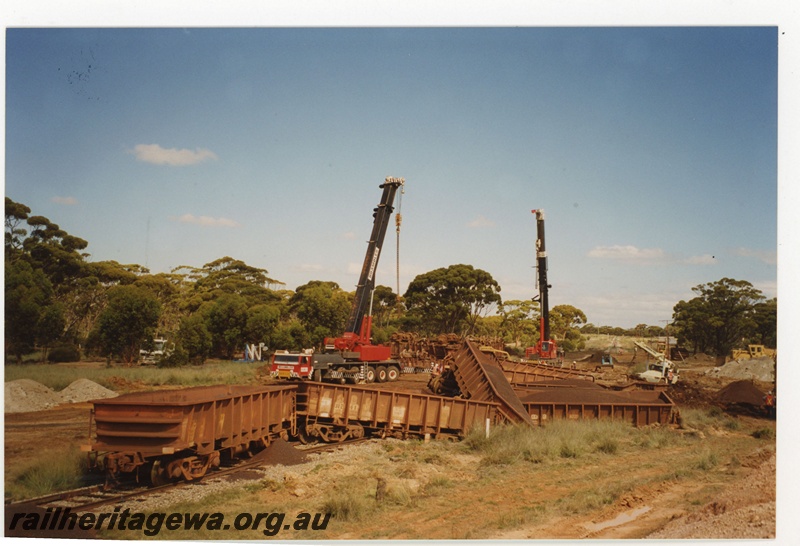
[3, 23, 782, 328]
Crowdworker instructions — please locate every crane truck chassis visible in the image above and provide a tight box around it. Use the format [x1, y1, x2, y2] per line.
[270, 177, 424, 384]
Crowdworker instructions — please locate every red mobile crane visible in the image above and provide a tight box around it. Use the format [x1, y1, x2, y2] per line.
[271, 177, 405, 383]
[525, 209, 562, 363]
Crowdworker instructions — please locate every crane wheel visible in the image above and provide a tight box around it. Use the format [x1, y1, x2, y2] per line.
[376, 366, 388, 383]
[387, 366, 400, 381]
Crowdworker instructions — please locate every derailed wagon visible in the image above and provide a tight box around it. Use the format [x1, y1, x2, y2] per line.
[83, 342, 679, 486]
[518, 387, 677, 427]
[295, 382, 503, 443]
[84, 384, 295, 484]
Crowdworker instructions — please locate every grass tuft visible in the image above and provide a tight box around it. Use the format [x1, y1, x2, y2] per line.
[8, 447, 87, 500]
[320, 482, 374, 522]
[752, 427, 775, 440]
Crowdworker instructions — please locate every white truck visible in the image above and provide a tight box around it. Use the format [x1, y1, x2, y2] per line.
[634, 341, 679, 385]
[139, 338, 171, 365]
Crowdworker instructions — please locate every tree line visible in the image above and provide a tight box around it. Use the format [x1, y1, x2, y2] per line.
[5, 198, 775, 365]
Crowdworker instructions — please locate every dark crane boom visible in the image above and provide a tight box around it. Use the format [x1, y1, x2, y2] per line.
[325, 177, 404, 360]
[525, 209, 560, 362]
[346, 177, 403, 336]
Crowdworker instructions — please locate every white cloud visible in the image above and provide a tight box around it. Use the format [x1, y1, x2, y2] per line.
[734, 247, 777, 265]
[753, 280, 777, 298]
[683, 254, 716, 265]
[51, 196, 77, 205]
[588, 245, 665, 263]
[467, 215, 495, 228]
[175, 213, 239, 228]
[130, 144, 218, 166]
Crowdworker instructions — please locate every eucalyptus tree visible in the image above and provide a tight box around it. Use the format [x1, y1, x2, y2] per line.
[404, 264, 502, 335]
[672, 278, 765, 356]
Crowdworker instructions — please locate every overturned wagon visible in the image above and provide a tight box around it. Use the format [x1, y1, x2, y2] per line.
[84, 384, 295, 484]
[296, 382, 502, 443]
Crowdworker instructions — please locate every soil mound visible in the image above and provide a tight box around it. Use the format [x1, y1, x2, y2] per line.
[716, 380, 766, 406]
[251, 438, 308, 466]
[705, 357, 775, 383]
[60, 378, 118, 403]
[4, 379, 64, 413]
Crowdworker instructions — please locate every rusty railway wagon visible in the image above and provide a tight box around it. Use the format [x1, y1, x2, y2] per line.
[499, 359, 597, 385]
[84, 341, 679, 485]
[295, 382, 503, 443]
[84, 384, 296, 484]
[518, 388, 677, 427]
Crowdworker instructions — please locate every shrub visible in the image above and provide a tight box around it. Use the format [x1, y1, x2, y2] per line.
[157, 345, 190, 368]
[594, 437, 619, 454]
[47, 344, 81, 363]
[320, 483, 373, 522]
[752, 428, 775, 440]
[695, 449, 719, 471]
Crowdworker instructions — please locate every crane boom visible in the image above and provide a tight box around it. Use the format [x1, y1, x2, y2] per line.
[270, 176, 406, 384]
[346, 177, 404, 336]
[533, 208, 551, 344]
[325, 177, 404, 359]
[525, 209, 560, 362]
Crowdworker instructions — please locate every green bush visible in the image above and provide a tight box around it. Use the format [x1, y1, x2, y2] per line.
[157, 345, 190, 368]
[47, 344, 81, 362]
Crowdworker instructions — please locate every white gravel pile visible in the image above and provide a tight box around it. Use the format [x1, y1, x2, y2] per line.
[4, 379, 64, 413]
[705, 357, 775, 383]
[59, 378, 118, 403]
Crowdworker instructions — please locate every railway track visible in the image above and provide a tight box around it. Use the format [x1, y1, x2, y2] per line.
[6, 437, 373, 514]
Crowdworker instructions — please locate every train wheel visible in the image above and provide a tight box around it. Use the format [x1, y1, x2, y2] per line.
[297, 428, 317, 445]
[387, 366, 400, 381]
[376, 366, 388, 383]
[150, 460, 170, 486]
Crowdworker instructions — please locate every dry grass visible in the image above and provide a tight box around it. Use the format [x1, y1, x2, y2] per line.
[90, 417, 774, 540]
[4, 359, 263, 391]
